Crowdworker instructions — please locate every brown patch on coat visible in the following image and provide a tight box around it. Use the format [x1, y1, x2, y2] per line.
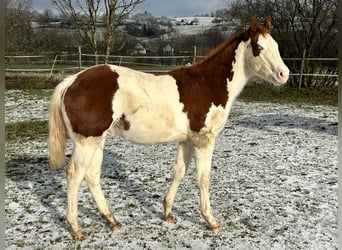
[168, 17, 270, 132]
[118, 114, 130, 130]
[167, 33, 243, 132]
[64, 65, 119, 137]
[249, 16, 271, 56]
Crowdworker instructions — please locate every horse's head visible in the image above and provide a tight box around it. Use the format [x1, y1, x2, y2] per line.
[244, 17, 289, 85]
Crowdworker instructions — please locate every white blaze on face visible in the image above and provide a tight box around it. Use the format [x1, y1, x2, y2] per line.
[246, 34, 290, 85]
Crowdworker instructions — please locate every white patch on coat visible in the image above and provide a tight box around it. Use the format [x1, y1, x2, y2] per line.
[108, 65, 189, 144]
[203, 105, 228, 135]
[245, 34, 289, 85]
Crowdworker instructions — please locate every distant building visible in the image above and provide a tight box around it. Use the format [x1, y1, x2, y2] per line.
[174, 18, 199, 26]
[163, 44, 174, 55]
[131, 43, 146, 55]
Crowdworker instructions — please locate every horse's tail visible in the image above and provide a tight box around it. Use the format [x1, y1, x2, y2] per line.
[48, 77, 73, 169]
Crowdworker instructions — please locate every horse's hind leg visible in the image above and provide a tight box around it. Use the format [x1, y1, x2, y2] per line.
[66, 141, 98, 240]
[85, 139, 122, 230]
[164, 140, 193, 223]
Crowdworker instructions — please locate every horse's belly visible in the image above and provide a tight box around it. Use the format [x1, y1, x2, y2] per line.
[113, 108, 189, 144]
[115, 126, 188, 144]
[114, 122, 188, 144]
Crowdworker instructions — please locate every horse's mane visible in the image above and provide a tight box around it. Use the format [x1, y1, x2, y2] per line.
[196, 23, 270, 65]
[209, 32, 247, 57]
[195, 31, 248, 65]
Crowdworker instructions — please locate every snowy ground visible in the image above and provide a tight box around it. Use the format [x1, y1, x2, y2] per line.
[172, 17, 217, 35]
[5, 89, 338, 249]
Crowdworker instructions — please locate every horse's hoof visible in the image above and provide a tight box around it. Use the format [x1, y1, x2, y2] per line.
[73, 231, 86, 240]
[110, 222, 122, 230]
[210, 225, 223, 233]
[165, 215, 177, 224]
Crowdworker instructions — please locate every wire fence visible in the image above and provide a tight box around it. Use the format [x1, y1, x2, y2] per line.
[4, 52, 338, 86]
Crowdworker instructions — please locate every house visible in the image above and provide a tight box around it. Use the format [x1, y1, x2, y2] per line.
[131, 43, 146, 55]
[163, 44, 174, 55]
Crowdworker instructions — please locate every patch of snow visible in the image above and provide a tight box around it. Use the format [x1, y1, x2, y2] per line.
[5, 90, 51, 123]
[172, 17, 216, 35]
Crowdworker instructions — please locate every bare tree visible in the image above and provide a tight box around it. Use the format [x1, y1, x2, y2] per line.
[53, 0, 101, 64]
[224, 0, 338, 87]
[102, 0, 146, 63]
[53, 0, 144, 64]
[5, 0, 33, 54]
[226, 0, 337, 56]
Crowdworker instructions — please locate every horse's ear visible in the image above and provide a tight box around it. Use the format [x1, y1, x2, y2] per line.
[250, 16, 258, 32]
[264, 16, 271, 32]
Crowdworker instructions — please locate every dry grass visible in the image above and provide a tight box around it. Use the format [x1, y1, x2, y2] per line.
[239, 83, 337, 106]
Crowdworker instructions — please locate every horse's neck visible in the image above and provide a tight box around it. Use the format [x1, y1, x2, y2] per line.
[202, 39, 250, 107]
[227, 40, 250, 102]
[217, 40, 250, 117]
[203, 36, 250, 97]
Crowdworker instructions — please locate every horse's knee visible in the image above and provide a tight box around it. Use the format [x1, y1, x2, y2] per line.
[198, 173, 211, 189]
[85, 174, 97, 187]
[173, 162, 186, 181]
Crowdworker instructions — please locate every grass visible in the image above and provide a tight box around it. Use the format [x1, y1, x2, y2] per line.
[5, 120, 48, 142]
[5, 74, 60, 90]
[239, 83, 338, 106]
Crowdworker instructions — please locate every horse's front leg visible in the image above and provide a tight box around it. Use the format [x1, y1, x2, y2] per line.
[194, 135, 223, 233]
[164, 140, 193, 223]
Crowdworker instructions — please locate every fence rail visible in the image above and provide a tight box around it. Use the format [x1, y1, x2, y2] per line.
[5, 53, 338, 86]
[5, 53, 195, 75]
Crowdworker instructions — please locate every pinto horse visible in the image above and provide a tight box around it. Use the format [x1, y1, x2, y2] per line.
[48, 17, 289, 239]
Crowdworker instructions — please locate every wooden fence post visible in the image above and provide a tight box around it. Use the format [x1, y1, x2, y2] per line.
[193, 46, 197, 64]
[50, 55, 58, 77]
[78, 46, 82, 71]
[299, 49, 306, 89]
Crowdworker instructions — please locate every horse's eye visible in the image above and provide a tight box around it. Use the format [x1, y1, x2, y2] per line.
[257, 45, 264, 51]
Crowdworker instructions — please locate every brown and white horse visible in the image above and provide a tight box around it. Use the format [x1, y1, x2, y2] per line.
[48, 17, 289, 239]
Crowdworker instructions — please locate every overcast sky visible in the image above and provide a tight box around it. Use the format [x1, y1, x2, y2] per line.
[31, 0, 227, 17]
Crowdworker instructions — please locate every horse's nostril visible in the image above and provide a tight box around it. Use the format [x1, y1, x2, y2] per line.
[279, 71, 288, 79]
[277, 69, 289, 83]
